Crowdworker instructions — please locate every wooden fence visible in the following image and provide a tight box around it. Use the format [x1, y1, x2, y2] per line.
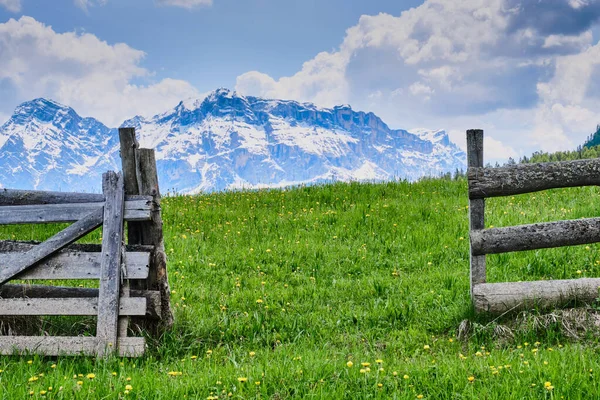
[467, 129, 600, 314]
[0, 128, 172, 356]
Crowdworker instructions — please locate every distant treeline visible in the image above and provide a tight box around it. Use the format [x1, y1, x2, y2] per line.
[519, 124, 600, 164]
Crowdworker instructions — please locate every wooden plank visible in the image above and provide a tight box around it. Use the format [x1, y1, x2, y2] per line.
[0, 297, 146, 316]
[472, 278, 600, 314]
[467, 129, 486, 289]
[471, 217, 600, 255]
[0, 241, 153, 254]
[0, 336, 145, 357]
[0, 200, 151, 225]
[96, 171, 125, 356]
[119, 128, 142, 338]
[468, 158, 600, 199]
[137, 149, 174, 330]
[0, 208, 104, 286]
[0, 188, 149, 206]
[0, 251, 149, 280]
[0, 284, 161, 319]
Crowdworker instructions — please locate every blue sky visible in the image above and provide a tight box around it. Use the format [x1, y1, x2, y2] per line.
[1, 0, 600, 161]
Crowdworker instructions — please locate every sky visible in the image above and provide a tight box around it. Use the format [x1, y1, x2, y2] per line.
[1, 0, 600, 162]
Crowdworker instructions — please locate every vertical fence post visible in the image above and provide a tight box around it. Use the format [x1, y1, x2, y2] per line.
[96, 171, 125, 357]
[119, 127, 173, 332]
[467, 129, 486, 297]
[137, 148, 174, 330]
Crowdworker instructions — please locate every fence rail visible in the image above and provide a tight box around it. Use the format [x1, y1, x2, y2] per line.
[466, 129, 600, 314]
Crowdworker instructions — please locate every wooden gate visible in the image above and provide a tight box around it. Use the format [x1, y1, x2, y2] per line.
[0, 128, 172, 356]
[467, 129, 600, 314]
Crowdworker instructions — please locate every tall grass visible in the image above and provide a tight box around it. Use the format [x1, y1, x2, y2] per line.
[1, 178, 600, 399]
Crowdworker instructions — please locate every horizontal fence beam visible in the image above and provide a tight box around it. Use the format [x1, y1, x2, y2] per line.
[0, 200, 152, 225]
[472, 278, 600, 314]
[0, 336, 145, 357]
[0, 284, 161, 319]
[468, 158, 600, 199]
[0, 297, 146, 316]
[0, 251, 149, 280]
[470, 217, 600, 255]
[0, 188, 150, 206]
[0, 240, 153, 254]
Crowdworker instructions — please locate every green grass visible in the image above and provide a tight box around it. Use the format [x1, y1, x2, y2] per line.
[2, 178, 600, 398]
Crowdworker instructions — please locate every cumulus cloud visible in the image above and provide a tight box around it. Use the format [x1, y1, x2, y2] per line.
[0, 0, 21, 12]
[0, 16, 200, 126]
[155, 0, 213, 9]
[236, 0, 600, 157]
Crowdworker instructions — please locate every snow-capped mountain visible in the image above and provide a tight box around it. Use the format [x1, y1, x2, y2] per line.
[0, 89, 466, 193]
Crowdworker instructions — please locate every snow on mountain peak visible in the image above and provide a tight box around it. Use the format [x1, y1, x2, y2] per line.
[0, 93, 466, 193]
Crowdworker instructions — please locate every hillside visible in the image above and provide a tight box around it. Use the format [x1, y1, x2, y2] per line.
[1, 179, 600, 398]
[0, 90, 466, 193]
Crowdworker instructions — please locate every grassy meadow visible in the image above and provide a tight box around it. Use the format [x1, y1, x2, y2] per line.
[2, 178, 600, 398]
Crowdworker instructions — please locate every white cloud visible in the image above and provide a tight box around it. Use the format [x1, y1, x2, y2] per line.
[0, 16, 200, 126]
[235, 0, 600, 160]
[484, 135, 518, 160]
[0, 0, 21, 12]
[156, 0, 213, 9]
[74, 0, 107, 12]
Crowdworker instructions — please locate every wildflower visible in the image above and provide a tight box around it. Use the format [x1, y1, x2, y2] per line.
[359, 369, 367, 374]
[86, 373, 95, 379]
[249, 351, 256, 357]
[468, 376, 475, 383]
[256, 299, 263, 304]
[255, 381, 260, 385]
[191, 355, 197, 360]
[361, 362, 371, 367]
[423, 345, 430, 350]
[39, 390, 47, 395]
[112, 372, 117, 376]
[403, 374, 409, 380]
[126, 377, 132, 381]
[28, 377, 38, 382]
[125, 385, 133, 391]
[77, 381, 83, 386]
[346, 361, 353, 368]
[393, 371, 398, 376]
[375, 359, 383, 364]
[51, 364, 56, 369]
[27, 360, 33, 365]
[167, 371, 182, 377]
[417, 395, 424, 399]
[237, 377, 248, 383]
[377, 383, 383, 388]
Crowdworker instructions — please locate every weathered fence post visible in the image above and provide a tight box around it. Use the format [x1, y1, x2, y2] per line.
[467, 129, 486, 296]
[96, 171, 125, 356]
[119, 128, 173, 332]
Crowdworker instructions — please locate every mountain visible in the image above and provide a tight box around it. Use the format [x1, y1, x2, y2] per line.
[0, 98, 120, 191]
[0, 89, 466, 193]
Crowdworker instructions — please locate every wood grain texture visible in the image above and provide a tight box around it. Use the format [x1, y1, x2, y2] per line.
[468, 158, 600, 199]
[0, 251, 149, 280]
[0, 336, 145, 357]
[0, 200, 151, 225]
[466, 129, 486, 288]
[472, 279, 600, 314]
[0, 208, 104, 285]
[0, 284, 161, 319]
[0, 188, 149, 206]
[96, 171, 125, 356]
[471, 217, 600, 255]
[0, 297, 146, 316]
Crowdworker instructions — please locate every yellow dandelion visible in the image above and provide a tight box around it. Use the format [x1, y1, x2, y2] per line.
[468, 376, 475, 382]
[403, 374, 409, 380]
[375, 359, 383, 364]
[361, 362, 370, 367]
[346, 361, 353, 368]
[249, 351, 256, 357]
[86, 373, 95, 379]
[237, 377, 248, 383]
[125, 385, 133, 391]
[417, 395, 424, 399]
[423, 345, 430, 350]
[76, 381, 83, 386]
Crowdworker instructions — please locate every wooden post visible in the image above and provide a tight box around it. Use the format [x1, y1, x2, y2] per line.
[96, 171, 125, 357]
[119, 127, 173, 332]
[467, 129, 486, 296]
[137, 149, 174, 330]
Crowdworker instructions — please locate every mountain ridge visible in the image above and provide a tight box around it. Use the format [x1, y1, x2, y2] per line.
[0, 89, 466, 193]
